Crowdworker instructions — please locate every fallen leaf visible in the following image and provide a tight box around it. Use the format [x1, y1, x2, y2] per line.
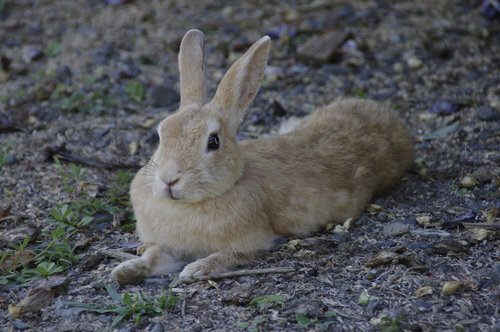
[469, 228, 491, 241]
[420, 121, 460, 141]
[414, 286, 433, 298]
[9, 276, 69, 318]
[0, 250, 35, 273]
[442, 281, 461, 296]
[0, 204, 12, 219]
[366, 250, 410, 268]
[0, 225, 39, 247]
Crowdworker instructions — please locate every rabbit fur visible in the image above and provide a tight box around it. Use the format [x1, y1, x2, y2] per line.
[111, 29, 414, 284]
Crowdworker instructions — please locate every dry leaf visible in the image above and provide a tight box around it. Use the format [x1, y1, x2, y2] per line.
[469, 228, 490, 241]
[366, 250, 410, 267]
[9, 276, 69, 318]
[129, 141, 139, 155]
[442, 281, 461, 296]
[140, 118, 157, 128]
[414, 286, 433, 297]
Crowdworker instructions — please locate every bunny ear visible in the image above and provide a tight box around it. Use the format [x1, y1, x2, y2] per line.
[179, 29, 207, 108]
[212, 36, 271, 135]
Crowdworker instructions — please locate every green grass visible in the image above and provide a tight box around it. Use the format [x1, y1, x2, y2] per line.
[248, 294, 285, 309]
[0, 142, 12, 169]
[44, 41, 63, 58]
[70, 284, 177, 330]
[125, 80, 145, 102]
[0, 159, 134, 285]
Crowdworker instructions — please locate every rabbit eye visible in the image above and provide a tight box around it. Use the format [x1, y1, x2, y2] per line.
[207, 133, 220, 151]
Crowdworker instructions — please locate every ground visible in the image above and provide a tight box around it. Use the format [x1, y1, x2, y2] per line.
[0, 0, 499, 331]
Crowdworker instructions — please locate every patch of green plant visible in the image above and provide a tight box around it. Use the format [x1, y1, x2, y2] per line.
[44, 41, 63, 58]
[0, 224, 80, 285]
[70, 284, 177, 330]
[125, 80, 145, 102]
[236, 316, 266, 332]
[0, 141, 12, 169]
[450, 183, 467, 197]
[354, 87, 367, 98]
[295, 312, 312, 328]
[54, 156, 87, 196]
[248, 294, 285, 310]
[50, 204, 94, 232]
[378, 315, 403, 332]
[50, 82, 119, 113]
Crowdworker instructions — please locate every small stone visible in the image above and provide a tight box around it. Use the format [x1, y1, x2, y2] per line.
[407, 56, 423, 69]
[476, 106, 499, 121]
[383, 222, 409, 237]
[263, 65, 284, 83]
[147, 85, 179, 108]
[22, 47, 43, 63]
[460, 175, 478, 188]
[150, 323, 165, 332]
[393, 62, 404, 73]
[472, 165, 499, 183]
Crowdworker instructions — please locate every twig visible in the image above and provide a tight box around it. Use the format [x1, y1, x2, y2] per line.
[46, 145, 139, 170]
[181, 295, 187, 317]
[462, 223, 500, 230]
[328, 308, 361, 320]
[183, 267, 294, 283]
[100, 249, 138, 261]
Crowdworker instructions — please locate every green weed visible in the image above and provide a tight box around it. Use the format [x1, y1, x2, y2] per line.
[44, 41, 63, 58]
[0, 141, 12, 169]
[70, 284, 177, 330]
[249, 294, 285, 309]
[236, 316, 266, 332]
[125, 80, 145, 102]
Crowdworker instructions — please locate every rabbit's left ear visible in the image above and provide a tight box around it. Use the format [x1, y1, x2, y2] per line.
[179, 29, 207, 108]
[212, 36, 271, 135]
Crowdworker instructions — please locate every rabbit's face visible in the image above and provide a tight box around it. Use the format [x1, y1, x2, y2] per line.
[150, 105, 243, 203]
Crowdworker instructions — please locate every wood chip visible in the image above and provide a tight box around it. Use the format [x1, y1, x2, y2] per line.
[9, 276, 69, 318]
[0, 225, 39, 247]
[297, 30, 352, 64]
[366, 250, 410, 268]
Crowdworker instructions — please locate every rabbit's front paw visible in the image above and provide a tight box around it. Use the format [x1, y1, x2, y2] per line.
[111, 258, 151, 285]
[179, 257, 226, 281]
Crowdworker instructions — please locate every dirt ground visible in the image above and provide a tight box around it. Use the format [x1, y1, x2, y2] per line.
[0, 0, 499, 331]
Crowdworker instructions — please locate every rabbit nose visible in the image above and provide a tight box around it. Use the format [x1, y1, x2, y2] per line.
[167, 178, 180, 187]
[165, 177, 180, 199]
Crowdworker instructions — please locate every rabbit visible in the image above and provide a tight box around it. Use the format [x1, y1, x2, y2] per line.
[111, 29, 414, 285]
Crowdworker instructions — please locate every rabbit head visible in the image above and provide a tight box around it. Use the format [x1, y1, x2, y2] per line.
[151, 29, 271, 203]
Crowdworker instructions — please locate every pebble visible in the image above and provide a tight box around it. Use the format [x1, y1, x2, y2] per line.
[150, 323, 165, 332]
[383, 222, 409, 237]
[147, 85, 179, 108]
[407, 56, 423, 69]
[460, 175, 478, 188]
[22, 47, 43, 63]
[476, 106, 499, 121]
[472, 165, 497, 183]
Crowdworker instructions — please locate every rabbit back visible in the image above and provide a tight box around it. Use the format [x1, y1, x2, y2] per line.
[241, 98, 413, 236]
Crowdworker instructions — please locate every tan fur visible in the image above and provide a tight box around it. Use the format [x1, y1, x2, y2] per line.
[111, 30, 414, 284]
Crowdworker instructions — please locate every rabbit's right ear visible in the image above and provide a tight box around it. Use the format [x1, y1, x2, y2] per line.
[179, 29, 207, 108]
[212, 36, 271, 135]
